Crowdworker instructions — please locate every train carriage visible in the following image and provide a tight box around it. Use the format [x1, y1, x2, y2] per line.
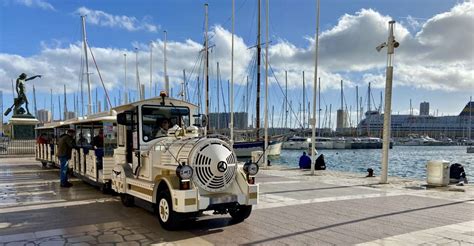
[69, 112, 117, 191]
[35, 121, 71, 168]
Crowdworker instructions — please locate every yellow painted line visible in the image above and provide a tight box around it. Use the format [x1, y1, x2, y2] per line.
[130, 184, 154, 196]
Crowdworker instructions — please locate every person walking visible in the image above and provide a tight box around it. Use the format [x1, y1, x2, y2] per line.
[57, 129, 76, 188]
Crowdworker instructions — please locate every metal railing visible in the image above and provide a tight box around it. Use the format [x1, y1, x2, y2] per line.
[0, 138, 36, 156]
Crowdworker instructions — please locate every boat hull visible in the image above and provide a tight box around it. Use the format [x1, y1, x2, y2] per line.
[233, 141, 282, 157]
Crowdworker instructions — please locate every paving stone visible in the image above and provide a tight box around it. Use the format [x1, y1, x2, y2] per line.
[117, 230, 132, 236]
[69, 243, 91, 246]
[87, 231, 101, 236]
[6, 242, 29, 246]
[98, 234, 124, 243]
[38, 240, 66, 246]
[124, 234, 146, 241]
[67, 235, 95, 243]
[117, 242, 140, 246]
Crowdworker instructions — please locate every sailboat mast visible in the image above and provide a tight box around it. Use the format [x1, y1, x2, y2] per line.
[256, 0, 261, 140]
[356, 85, 359, 136]
[124, 53, 128, 104]
[164, 30, 169, 96]
[264, 0, 269, 167]
[285, 70, 288, 129]
[81, 15, 92, 116]
[230, 0, 235, 144]
[33, 85, 37, 117]
[311, 0, 320, 175]
[469, 96, 472, 140]
[50, 89, 53, 121]
[302, 71, 305, 129]
[340, 80, 344, 110]
[63, 84, 67, 119]
[217, 62, 220, 129]
[135, 48, 141, 100]
[204, 4, 209, 135]
[182, 69, 186, 101]
[318, 77, 321, 136]
[367, 82, 371, 137]
[150, 41, 153, 99]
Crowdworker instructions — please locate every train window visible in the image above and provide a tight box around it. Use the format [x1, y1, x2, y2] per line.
[141, 105, 190, 142]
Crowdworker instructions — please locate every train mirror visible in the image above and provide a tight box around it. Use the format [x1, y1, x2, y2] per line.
[117, 112, 132, 126]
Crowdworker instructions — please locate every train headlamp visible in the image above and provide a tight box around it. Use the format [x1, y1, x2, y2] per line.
[176, 165, 193, 180]
[243, 162, 259, 176]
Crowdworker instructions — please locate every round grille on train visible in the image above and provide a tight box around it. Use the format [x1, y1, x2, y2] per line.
[190, 140, 237, 192]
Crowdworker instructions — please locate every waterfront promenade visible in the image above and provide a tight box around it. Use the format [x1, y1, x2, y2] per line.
[0, 157, 473, 245]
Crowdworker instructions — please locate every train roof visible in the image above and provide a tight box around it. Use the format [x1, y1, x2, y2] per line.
[113, 96, 198, 113]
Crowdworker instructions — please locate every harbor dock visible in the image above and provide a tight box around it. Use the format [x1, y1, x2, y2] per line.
[0, 157, 473, 245]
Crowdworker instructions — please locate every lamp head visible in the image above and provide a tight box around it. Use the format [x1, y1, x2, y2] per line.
[376, 42, 387, 52]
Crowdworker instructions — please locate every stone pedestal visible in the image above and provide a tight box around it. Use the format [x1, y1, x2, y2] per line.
[8, 115, 39, 140]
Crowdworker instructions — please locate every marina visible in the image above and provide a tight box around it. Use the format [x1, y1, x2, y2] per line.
[272, 146, 473, 180]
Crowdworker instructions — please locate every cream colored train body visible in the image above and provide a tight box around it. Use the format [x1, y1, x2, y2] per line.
[111, 96, 259, 230]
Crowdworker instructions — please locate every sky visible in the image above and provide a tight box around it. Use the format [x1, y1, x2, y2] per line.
[0, 0, 473, 128]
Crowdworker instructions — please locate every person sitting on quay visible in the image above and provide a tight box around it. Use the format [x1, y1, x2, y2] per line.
[299, 152, 311, 169]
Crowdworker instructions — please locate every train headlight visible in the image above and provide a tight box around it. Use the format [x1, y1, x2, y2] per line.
[176, 165, 193, 180]
[243, 162, 259, 176]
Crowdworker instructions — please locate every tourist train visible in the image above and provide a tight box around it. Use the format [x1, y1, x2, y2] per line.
[35, 94, 259, 230]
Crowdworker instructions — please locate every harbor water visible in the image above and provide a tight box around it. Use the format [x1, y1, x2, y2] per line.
[270, 146, 473, 180]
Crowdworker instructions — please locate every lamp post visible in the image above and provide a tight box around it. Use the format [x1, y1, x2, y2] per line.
[377, 20, 399, 184]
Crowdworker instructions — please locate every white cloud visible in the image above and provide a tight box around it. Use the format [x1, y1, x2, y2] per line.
[265, 2, 473, 92]
[14, 0, 55, 11]
[75, 7, 159, 33]
[1, 2, 472, 100]
[0, 25, 252, 98]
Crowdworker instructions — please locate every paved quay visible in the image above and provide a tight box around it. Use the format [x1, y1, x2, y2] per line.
[0, 157, 473, 245]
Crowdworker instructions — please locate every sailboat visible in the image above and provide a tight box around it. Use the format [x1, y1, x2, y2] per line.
[233, 0, 282, 158]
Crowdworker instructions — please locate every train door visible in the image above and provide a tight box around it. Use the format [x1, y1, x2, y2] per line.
[117, 109, 138, 172]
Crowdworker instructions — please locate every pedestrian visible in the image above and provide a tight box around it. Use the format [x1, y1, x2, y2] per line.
[57, 129, 76, 188]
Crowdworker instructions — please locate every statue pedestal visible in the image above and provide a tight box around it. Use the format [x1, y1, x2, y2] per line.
[8, 115, 39, 140]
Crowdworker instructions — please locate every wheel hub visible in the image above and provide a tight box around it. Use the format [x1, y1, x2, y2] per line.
[159, 198, 169, 222]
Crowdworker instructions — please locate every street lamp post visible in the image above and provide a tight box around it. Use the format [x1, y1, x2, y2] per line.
[377, 20, 399, 184]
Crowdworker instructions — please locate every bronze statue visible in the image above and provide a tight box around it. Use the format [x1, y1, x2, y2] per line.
[4, 73, 42, 116]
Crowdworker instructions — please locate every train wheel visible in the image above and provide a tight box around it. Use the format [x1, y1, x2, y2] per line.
[156, 190, 182, 230]
[229, 205, 252, 223]
[120, 193, 135, 207]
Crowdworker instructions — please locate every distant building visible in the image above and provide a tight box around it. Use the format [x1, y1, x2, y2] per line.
[420, 102, 430, 116]
[336, 109, 348, 131]
[37, 109, 52, 123]
[357, 101, 473, 138]
[65, 111, 76, 120]
[209, 112, 248, 129]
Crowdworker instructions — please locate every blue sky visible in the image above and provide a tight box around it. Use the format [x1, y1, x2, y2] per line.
[1, 0, 473, 127]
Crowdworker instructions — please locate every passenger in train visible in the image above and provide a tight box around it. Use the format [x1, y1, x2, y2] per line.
[92, 129, 104, 148]
[155, 118, 171, 137]
[37, 133, 47, 144]
[57, 129, 76, 188]
[77, 133, 88, 146]
[92, 129, 104, 169]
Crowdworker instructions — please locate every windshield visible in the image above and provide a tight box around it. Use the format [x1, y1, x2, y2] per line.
[141, 105, 190, 142]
